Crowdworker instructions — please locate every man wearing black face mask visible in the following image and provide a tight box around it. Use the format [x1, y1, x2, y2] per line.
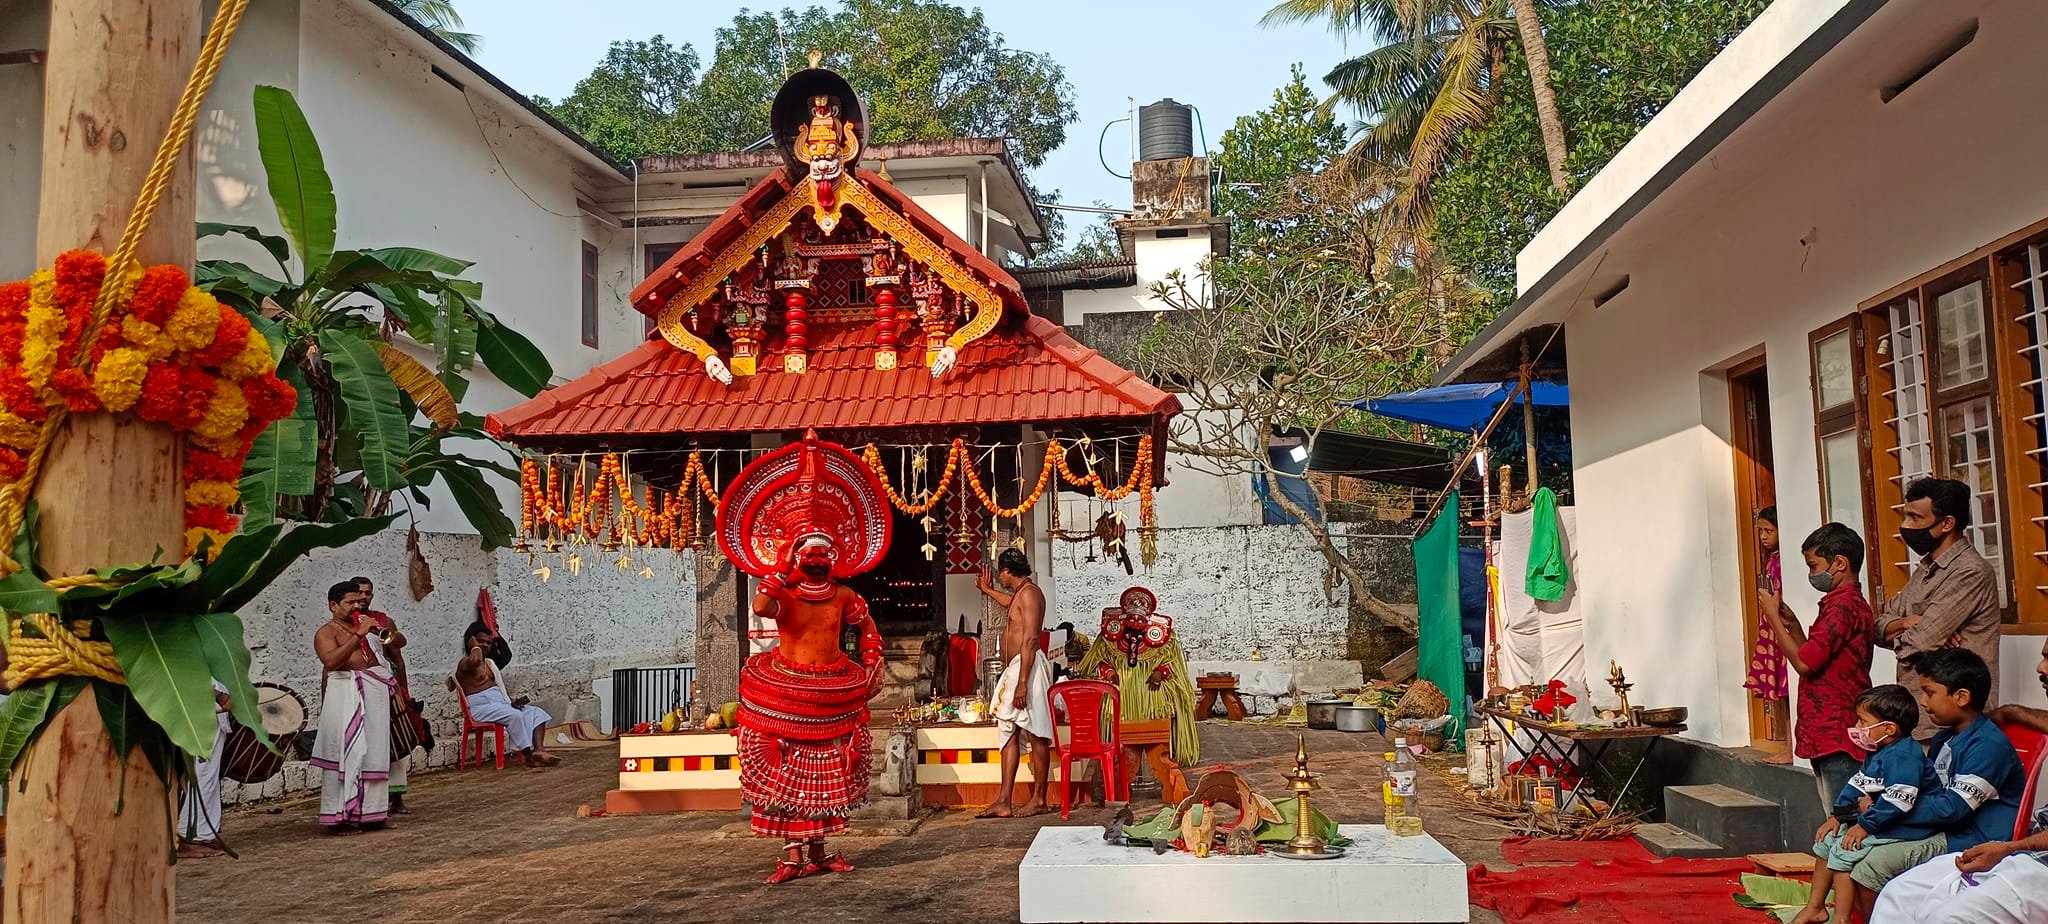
[1876, 477, 2001, 741]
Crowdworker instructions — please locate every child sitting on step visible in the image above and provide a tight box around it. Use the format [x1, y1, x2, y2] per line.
[1793, 684, 1941, 924]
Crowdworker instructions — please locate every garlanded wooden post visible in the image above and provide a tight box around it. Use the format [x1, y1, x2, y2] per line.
[9, 0, 196, 919]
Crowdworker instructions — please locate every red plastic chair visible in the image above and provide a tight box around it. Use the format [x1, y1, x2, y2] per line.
[1049, 679, 1122, 819]
[450, 676, 507, 769]
[1995, 716, 2046, 839]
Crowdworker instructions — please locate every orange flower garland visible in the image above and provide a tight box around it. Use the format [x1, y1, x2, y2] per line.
[510, 435, 1160, 558]
[0, 252, 296, 555]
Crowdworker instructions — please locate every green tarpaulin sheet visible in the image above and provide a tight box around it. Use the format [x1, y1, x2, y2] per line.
[1412, 490, 1465, 740]
[1525, 487, 1569, 601]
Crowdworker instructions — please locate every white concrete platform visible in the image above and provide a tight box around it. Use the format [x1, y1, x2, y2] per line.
[1018, 825, 1470, 923]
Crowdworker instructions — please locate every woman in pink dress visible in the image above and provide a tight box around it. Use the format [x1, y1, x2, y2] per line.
[1746, 507, 1792, 762]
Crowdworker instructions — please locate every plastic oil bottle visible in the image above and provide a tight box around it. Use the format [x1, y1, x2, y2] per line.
[1383, 738, 1424, 836]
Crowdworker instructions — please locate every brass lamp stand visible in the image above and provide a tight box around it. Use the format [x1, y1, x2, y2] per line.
[1273, 736, 1344, 860]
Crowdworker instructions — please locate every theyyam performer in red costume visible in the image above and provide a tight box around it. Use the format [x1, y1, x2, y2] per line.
[717, 430, 890, 883]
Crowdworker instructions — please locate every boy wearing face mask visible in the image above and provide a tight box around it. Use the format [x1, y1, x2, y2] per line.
[1794, 685, 1941, 924]
[1760, 523, 1877, 811]
[1875, 477, 2001, 741]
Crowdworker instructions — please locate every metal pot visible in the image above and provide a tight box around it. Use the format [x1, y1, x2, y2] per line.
[981, 657, 1006, 704]
[1335, 704, 1377, 733]
[1304, 698, 1346, 730]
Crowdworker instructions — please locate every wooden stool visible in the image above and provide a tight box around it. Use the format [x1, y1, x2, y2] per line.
[1195, 674, 1247, 721]
[1119, 718, 1190, 804]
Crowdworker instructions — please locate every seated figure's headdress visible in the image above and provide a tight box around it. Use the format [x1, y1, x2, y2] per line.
[716, 429, 890, 580]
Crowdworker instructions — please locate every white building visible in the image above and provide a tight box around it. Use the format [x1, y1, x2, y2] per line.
[1441, 0, 2048, 761]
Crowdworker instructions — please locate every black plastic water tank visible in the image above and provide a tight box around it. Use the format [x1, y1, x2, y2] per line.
[1138, 99, 1194, 162]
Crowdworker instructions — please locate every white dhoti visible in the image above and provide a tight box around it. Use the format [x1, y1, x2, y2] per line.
[1871, 853, 2048, 924]
[312, 668, 393, 826]
[180, 710, 229, 842]
[464, 686, 551, 751]
[992, 654, 1054, 749]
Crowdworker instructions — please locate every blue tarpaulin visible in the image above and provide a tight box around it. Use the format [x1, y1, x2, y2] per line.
[1352, 382, 1569, 433]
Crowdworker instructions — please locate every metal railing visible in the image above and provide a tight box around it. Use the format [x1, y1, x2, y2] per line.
[611, 664, 697, 731]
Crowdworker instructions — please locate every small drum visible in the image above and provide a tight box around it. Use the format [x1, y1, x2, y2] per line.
[222, 682, 306, 784]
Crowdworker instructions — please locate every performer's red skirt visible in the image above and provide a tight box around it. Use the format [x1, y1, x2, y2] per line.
[737, 652, 872, 838]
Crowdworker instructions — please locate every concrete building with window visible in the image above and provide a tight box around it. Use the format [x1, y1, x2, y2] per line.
[1440, 0, 2045, 849]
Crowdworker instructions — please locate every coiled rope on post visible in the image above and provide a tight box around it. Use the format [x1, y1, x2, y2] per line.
[0, 0, 253, 688]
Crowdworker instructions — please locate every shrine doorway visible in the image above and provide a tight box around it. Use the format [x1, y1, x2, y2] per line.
[846, 506, 946, 640]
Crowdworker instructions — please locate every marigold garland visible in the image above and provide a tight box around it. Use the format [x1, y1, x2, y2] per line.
[512, 435, 1160, 559]
[0, 251, 297, 556]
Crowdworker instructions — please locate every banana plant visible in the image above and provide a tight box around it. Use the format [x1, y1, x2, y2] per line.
[197, 85, 551, 547]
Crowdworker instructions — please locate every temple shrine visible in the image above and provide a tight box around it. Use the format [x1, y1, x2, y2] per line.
[487, 64, 1181, 724]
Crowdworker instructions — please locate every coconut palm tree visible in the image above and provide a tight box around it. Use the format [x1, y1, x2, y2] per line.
[1264, 0, 1571, 197]
[1505, 0, 1569, 189]
[393, 0, 481, 54]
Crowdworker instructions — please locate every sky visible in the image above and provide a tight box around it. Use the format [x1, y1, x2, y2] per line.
[460, 0, 1362, 216]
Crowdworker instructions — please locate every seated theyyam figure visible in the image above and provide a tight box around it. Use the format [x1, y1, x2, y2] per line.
[454, 624, 559, 767]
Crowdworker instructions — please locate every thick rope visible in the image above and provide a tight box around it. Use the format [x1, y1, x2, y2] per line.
[0, 0, 253, 685]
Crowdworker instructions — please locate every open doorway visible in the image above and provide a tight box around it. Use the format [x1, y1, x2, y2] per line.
[1728, 358, 1787, 753]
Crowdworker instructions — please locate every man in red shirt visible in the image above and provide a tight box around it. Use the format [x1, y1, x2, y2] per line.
[1760, 523, 1876, 811]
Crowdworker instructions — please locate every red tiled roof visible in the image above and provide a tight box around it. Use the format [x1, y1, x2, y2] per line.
[628, 167, 1028, 320]
[486, 315, 1180, 442]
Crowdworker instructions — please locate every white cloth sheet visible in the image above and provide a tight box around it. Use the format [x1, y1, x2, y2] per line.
[1871, 853, 2048, 923]
[464, 685, 552, 751]
[992, 654, 1054, 749]
[180, 710, 229, 843]
[1490, 506, 1587, 705]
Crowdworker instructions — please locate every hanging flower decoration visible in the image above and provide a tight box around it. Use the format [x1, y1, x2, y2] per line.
[0, 252, 296, 555]
[510, 434, 1160, 567]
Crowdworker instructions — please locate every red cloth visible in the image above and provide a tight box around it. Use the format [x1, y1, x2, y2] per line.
[947, 634, 980, 697]
[1468, 856, 1755, 923]
[736, 650, 874, 839]
[737, 724, 872, 838]
[1498, 836, 1656, 865]
[1792, 582, 1873, 761]
[737, 651, 869, 740]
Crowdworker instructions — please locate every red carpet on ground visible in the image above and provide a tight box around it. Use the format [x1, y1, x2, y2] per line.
[1470, 852, 1758, 923]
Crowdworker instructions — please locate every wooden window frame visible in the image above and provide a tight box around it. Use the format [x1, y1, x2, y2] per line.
[643, 242, 685, 337]
[580, 241, 600, 349]
[1809, 316, 1883, 593]
[1855, 215, 2048, 630]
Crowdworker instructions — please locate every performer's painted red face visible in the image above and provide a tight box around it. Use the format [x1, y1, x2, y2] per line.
[797, 542, 835, 579]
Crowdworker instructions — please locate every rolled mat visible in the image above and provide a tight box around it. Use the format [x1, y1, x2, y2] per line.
[1499, 835, 1657, 866]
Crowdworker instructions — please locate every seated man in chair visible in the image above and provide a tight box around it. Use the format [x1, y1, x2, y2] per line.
[455, 624, 558, 767]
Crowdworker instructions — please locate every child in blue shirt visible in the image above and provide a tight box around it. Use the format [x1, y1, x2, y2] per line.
[1794, 684, 1940, 924]
[1845, 648, 2027, 918]
[1907, 649, 2024, 849]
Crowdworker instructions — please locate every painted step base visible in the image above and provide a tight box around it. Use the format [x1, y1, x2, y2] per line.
[1020, 825, 1469, 923]
[1663, 783, 1781, 856]
[1634, 822, 1729, 858]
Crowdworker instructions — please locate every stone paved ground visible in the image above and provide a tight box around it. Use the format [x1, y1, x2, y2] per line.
[178, 724, 1509, 923]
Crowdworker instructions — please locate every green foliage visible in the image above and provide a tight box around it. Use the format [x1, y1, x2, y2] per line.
[0, 510, 399, 809]
[543, 2, 1075, 168]
[197, 86, 551, 546]
[1432, 0, 1768, 296]
[540, 1, 1076, 251]
[1034, 202, 1122, 265]
[1212, 66, 1351, 266]
[392, 0, 481, 54]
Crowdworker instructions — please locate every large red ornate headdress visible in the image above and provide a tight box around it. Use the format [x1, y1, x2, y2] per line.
[716, 430, 891, 580]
